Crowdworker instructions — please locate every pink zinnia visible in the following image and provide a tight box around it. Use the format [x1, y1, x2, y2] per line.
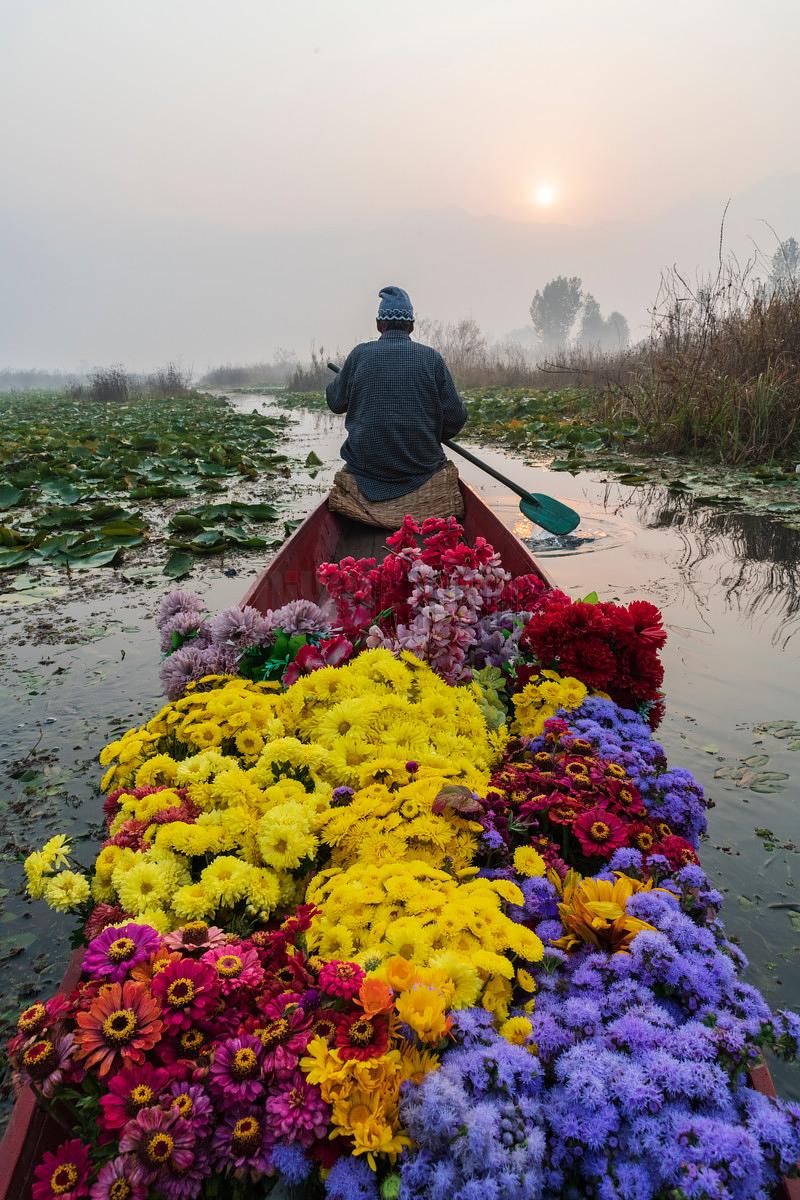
[119, 1105, 195, 1185]
[163, 923, 229, 954]
[317, 960, 365, 1001]
[572, 806, 629, 858]
[250, 999, 312, 1077]
[89, 1156, 148, 1200]
[150, 958, 218, 1031]
[201, 942, 265, 995]
[99, 1061, 173, 1132]
[82, 922, 162, 984]
[265, 1070, 330, 1147]
[32, 1138, 91, 1200]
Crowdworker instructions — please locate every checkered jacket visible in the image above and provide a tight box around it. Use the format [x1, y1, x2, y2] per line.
[325, 331, 467, 501]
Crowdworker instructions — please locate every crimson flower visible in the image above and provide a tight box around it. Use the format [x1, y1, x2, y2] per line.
[572, 806, 629, 858]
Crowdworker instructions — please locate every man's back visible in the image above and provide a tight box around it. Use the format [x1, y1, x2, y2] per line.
[326, 329, 466, 501]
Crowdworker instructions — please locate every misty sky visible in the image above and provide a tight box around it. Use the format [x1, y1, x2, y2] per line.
[2, 0, 799, 369]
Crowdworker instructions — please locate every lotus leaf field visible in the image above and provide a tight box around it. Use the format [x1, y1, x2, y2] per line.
[0, 391, 293, 580]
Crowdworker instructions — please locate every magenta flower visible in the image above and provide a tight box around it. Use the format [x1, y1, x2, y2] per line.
[99, 1061, 173, 1133]
[119, 1105, 195, 1186]
[201, 942, 265, 995]
[82, 922, 162, 983]
[209, 1034, 265, 1104]
[318, 960, 365, 1001]
[265, 1070, 330, 1147]
[32, 1138, 92, 1200]
[282, 635, 353, 686]
[150, 958, 218, 1032]
[89, 1156, 148, 1200]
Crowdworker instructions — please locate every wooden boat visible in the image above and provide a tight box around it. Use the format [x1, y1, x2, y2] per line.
[1, 484, 797, 1200]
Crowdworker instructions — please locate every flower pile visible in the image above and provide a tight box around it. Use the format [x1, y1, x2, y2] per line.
[13, 520, 800, 1200]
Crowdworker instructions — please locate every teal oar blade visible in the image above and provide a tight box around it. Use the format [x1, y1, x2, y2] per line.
[445, 440, 580, 536]
[519, 492, 580, 535]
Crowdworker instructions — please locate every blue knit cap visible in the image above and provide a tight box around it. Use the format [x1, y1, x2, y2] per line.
[378, 285, 414, 322]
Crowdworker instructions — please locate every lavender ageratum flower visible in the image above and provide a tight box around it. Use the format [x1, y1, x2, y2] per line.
[400, 1023, 546, 1200]
[271, 1142, 313, 1186]
[268, 598, 329, 636]
[208, 604, 272, 648]
[324, 1155, 381, 1200]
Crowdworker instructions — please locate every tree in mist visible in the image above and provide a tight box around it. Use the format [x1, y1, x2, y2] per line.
[578, 293, 605, 348]
[576, 294, 630, 351]
[770, 237, 799, 291]
[605, 310, 630, 348]
[529, 276, 583, 351]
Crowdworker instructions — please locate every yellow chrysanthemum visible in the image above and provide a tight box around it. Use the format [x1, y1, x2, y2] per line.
[199, 856, 254, 906]
[513, 846, 547, 878]
[116, 860, 173, 915]
[499, 1016, 534, 1045]
[43, 871, 90, 913]
[428, 950, 482, 1008]
[39, 835, 72, 872]
[172, 882, 217, 921]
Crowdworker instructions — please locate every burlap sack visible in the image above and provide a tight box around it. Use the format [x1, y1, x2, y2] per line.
[327, 462, 464, 528]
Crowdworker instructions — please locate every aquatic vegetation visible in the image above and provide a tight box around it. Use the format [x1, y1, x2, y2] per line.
[11, 528, 800, 1198]
[0, 390, 289, 574]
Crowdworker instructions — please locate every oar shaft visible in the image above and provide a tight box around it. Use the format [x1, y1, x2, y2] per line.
[444, 440, 530, 504]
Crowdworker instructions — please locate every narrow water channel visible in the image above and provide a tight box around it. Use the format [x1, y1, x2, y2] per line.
[0, 393, 797, 1118]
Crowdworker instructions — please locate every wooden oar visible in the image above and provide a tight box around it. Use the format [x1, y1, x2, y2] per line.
[326, 362, 580, 536]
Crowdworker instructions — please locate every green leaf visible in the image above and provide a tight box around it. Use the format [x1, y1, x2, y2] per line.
[0, 483, 23, 509]
[581, 591, 599, 604]
[40, 478, 82, 504]
[64, 547, 122, 568]
[0, 548, 33, 569]
[305, 451, 323, 466]
[163, 550, 195, 580]
[169, 513, 206, 533]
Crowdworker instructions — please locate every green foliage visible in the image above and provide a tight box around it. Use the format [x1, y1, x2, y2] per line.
[0, 390, 288, 573]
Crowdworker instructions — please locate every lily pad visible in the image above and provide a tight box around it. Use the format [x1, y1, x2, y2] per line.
[0, 483, 22, 509]
[163, 550, 195, 580]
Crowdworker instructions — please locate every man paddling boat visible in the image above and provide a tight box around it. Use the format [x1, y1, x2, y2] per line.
[326, 285, 467, 527]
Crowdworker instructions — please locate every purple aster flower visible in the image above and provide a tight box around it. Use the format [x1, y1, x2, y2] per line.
[82, 921, 161, 983]
[89, 1155, 148, 1200]
[159, 643, 238, 699]
[208, 1034, 265, 1104]
[264, 1070, 330, 1147]
[268, 598, 329, 636]
[208, 604, 272, 648]
[164, 1081, 214, 1137]
[156, 590, 203, 628]
[212, 1107, 272, 1173]
[118, 1105, 195, 1186]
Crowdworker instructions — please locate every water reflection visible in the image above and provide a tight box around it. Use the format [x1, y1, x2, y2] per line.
[620, 486, 800, 647]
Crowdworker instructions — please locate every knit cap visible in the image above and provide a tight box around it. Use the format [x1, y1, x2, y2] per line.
[377, 285, 414, 322]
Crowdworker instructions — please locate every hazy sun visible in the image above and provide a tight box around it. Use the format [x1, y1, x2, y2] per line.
[534, 183, 557, 207]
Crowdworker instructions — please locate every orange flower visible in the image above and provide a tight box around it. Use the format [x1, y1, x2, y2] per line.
[131, 946, 180, 983]
[357, 977, 393, 1018]
[74, 980, 163, 1076]
[384, 956, 417, 993]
